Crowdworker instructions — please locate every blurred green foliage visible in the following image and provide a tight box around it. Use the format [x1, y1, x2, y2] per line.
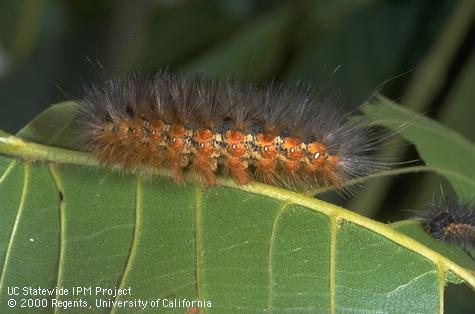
[0, 0, 474, 311]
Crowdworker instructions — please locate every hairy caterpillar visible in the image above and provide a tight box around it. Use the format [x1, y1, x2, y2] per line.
[419, 193, 475, 251]
[77, 71, 388, 194]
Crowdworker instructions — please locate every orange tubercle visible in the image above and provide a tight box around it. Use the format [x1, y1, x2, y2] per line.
[256, 133, 278, 158]
[194, 129, 215, 156]
[224, 130, 246, 157]
[169, 123, 186, 137]
[224, 130, 245, 143]
[283, 137, 303, 160]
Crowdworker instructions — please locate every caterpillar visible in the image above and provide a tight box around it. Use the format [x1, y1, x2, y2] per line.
[420, 194, 475, 251]
[76, 70, 388, 194]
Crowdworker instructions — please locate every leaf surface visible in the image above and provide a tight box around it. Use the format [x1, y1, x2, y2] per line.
[0, 102, 474, 313]
[362, 96, 475, 201]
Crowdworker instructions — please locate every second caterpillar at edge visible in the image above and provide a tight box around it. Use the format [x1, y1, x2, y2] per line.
[76, 71, 388, 194]
[420, 194, 475, 250]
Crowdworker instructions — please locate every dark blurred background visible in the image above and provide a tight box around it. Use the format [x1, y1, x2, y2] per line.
[0, 0, 474, 311]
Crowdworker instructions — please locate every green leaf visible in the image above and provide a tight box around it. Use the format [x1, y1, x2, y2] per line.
[16, 101, 81, 149]
[1, 102, 475, 313]
[362, 96, 475, 201]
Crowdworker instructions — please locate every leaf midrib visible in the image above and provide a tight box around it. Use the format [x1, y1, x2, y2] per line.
[219, 182, 473, 291]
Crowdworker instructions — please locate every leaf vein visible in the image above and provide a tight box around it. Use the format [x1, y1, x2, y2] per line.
[329, 215, 337, 314]
[47, 163, 65, 314]
[0, 160, 16, 184]
[110, 175, 142, 314]
[266, 201, 290, 311]
[0, 162, 28, 295]
[194, 186, 204, 308]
